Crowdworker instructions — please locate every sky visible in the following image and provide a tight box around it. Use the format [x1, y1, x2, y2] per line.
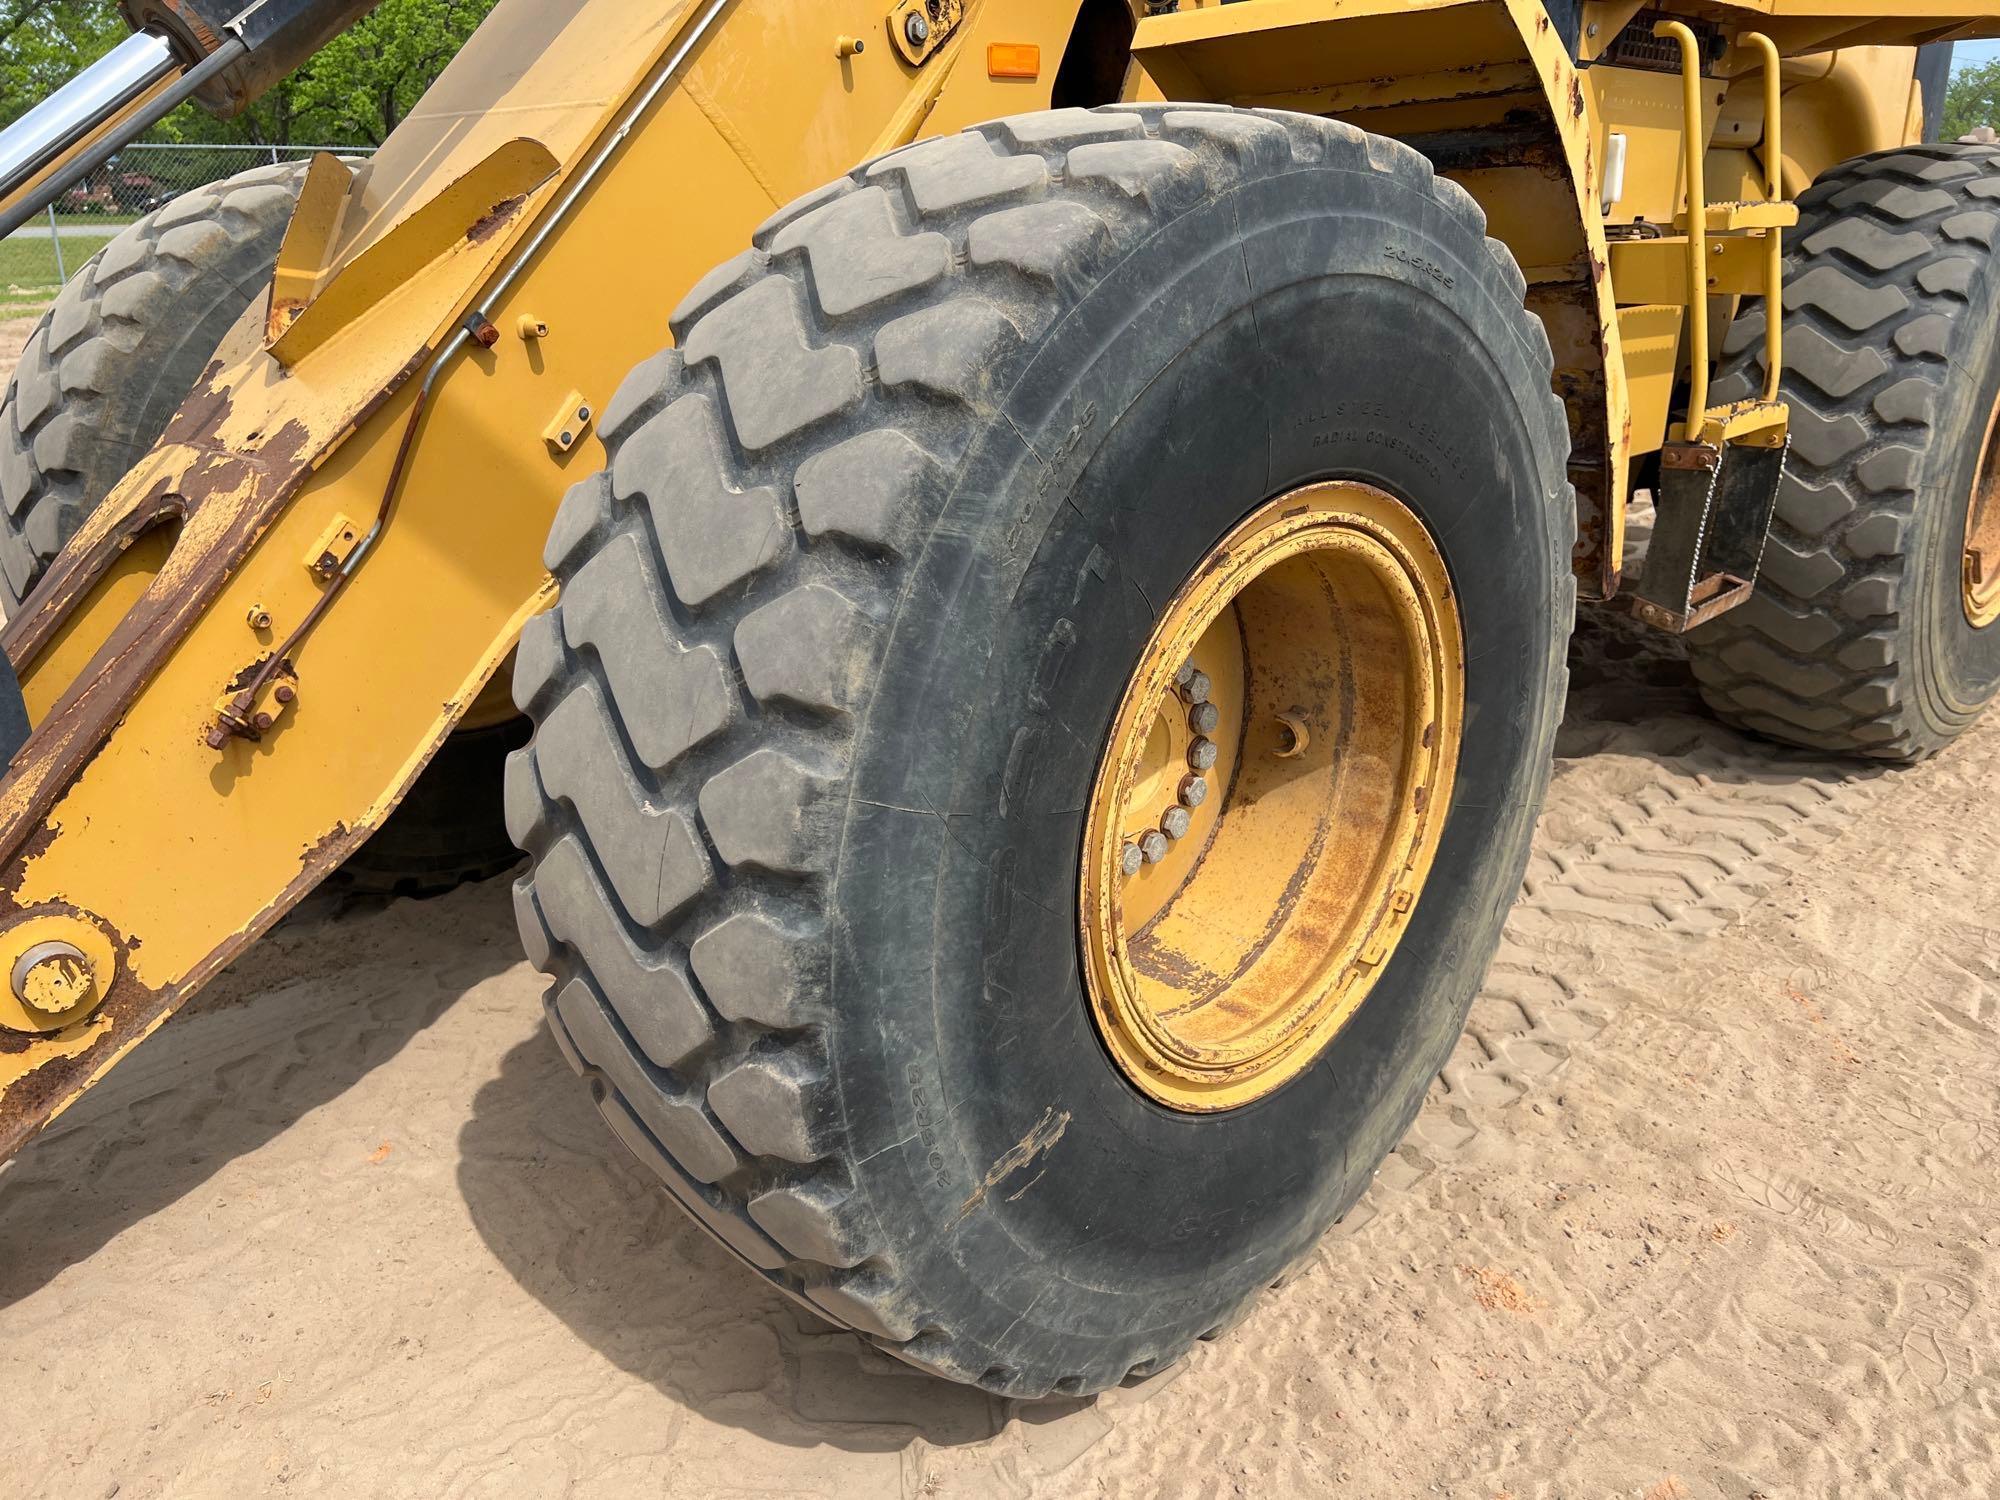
[1956, 39, 2000, 72]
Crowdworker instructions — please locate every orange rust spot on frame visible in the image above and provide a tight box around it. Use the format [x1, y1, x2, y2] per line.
[468, 194, 528, 245]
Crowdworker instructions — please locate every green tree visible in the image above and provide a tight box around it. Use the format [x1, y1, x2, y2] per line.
[1943, 58, 2000, 143]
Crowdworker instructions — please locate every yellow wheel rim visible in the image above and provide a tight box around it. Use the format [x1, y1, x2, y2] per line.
[1966, 394, 2000, 629]
[1080, 481, 1465, 1112]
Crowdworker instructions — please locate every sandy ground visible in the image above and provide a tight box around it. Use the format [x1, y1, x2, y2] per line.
[0, 309, 1995, 1495]
[1, 606, 1994, 1500]
[0, 315, 44, 367]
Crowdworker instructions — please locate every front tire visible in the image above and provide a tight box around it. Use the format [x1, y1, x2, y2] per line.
[510, 106, 1574, 1396]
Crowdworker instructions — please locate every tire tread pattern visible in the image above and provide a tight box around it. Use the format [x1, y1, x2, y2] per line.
[1689, 142, 2000, 758]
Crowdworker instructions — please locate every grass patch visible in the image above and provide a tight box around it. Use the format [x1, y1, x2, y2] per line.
[0, 234, 112, 301]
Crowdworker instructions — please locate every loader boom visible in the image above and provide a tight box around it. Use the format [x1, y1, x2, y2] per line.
[0, 0, 1993, 1162]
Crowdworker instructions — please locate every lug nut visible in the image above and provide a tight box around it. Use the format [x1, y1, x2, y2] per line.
[1119, 842, 1145, 877]
[1139, 830, 1170, 864]
[1179, 774, 1208, 809]
[905, 11, 930, 44]
[1184, 670, 1212, 705]
[1189, 701, 1221, 735]
[1175, 661, 1196, 689]
[1161, 806, 1192, 840]
[1188, 737, 1219, 772]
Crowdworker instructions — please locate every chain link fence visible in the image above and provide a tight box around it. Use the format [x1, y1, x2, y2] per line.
[0, 142, 377, 319]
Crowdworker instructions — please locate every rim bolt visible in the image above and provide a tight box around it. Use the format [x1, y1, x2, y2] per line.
[1179, 774, 1208, 808]
[1175, 660, 1196, 689]
[1189, 701, 1221, 735]
[1139, 830, 1170, 864]
[1161, 806, 1192, 840]
[1188, 737, 1219, 772]
[1119, 842, 1145, 877]
[1184, 670, 1212, 706]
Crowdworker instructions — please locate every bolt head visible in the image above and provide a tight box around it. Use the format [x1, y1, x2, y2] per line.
[1189, 701, 1221, 735]
[1188, 737, 1219, 772]
[1174, 661, 1196, 689]
[905, 11, 930, 43]
[1185, 670, 1212, 706]
[1139, 830, 1170, 864]
[274, 684, 296, 706]
[1161, 806, 1192, 840]
[1179, 774, 1208, 809]
[1119, 842, 1145, 878]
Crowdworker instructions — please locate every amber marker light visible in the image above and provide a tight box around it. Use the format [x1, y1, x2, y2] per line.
[988, 42, 1041, 79]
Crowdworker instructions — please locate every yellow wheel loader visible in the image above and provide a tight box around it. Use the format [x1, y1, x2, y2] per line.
[0, 0, 1991, 1397]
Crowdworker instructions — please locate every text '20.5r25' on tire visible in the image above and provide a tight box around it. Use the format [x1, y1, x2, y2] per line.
[508, 105, 1576, 1398]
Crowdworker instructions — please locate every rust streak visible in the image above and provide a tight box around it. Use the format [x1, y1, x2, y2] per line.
[467, 194, 528, 245]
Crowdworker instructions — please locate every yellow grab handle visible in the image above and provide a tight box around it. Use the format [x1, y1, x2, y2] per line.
[1746, 30, 1785, 405]
[1654, 18, 1709, 425]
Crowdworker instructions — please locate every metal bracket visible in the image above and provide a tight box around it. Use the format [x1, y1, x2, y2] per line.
[886, 0, 963, 66]
[543, 390, 595, 455]
[305, 511, 362, 579]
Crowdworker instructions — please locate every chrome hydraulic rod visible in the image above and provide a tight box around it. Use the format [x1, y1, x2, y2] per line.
[0, 30, 177, 203]
[0, 37, 246, 239]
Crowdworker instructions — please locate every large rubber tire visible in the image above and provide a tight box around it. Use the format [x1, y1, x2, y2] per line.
[509, 105, 1574, 1397]
[1687, 143, 2000, 759]
[0, 162, 523, 896]
[0, 163, 306, 609]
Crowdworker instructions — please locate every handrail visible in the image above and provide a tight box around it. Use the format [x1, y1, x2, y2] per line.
[1746, 30, 1784, 405]
[1654, 18, 1709, 426]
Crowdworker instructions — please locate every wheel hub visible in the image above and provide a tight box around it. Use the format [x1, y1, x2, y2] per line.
[1080, 481, 1465, 1112]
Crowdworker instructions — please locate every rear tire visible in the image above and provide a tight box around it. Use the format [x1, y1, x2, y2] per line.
[510, 106, 1574, 1396]
[0, 162, 306, 608]
[1688, 143, 2000, 759]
